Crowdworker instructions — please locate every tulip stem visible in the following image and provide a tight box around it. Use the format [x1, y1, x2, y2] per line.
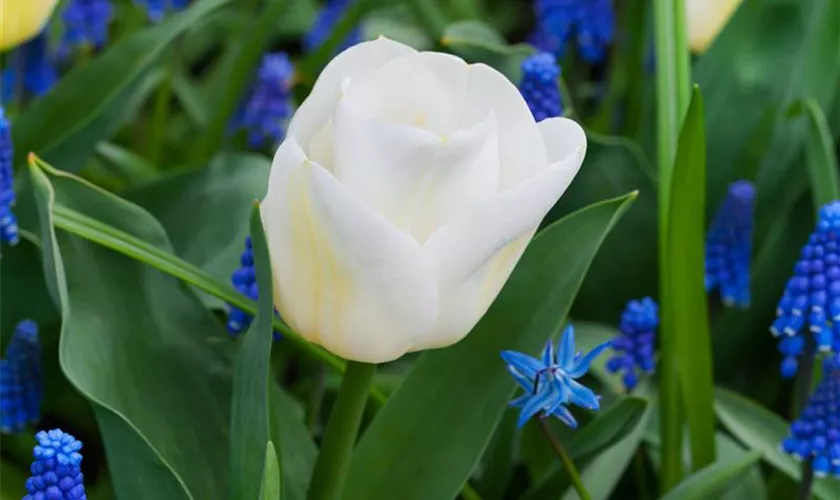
[307, 361, 376, 500]
[539, 419, 591, 500]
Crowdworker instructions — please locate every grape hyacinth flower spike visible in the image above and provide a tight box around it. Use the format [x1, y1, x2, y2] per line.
[304, 0, 361, 53]
[606, 297, 658, 391]
[60, 0, 114, 55]
[780, 357, 840, 478]
[133, 0, 189, 23]
[0, 320, 43, 434]
[0, 107, 19, 245]
[502, 324, 610, 428]
[2, 31, 57, 101]
[24, 429, 86, 500]
[226, 236, 280, 340]
[772, 200, 840, 377]
[531, 0, 616, 63]
[232, 52, 295, 149]
[519, 52, 563, 123]
[705, 180, 756, 308]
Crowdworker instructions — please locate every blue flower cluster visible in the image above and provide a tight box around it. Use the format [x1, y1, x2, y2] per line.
[705, 180, 756, 308]
[531, 0, 615, 63]
[227, 236, 259, 335]
[0, 320, 42, 434]
[61, 0, 114, 55]
[502, 324, 610, 428]
[606, 298, 658, 392]
[304, 0, 362, 53]
[24, 429, 86, 500]
[772, 201, 840, 377]
[781, 357, 840, 479]
[1, 32, 57, 103]
[232, 53, 295, 149]
[0, 107, 20, 246]
[519, 52, 563, 123]
[134, 0, 189, 23]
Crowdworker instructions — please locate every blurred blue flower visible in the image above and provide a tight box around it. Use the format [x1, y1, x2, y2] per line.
[231, 52, 295, 149]
[1, 31, 57, 103]
[772, 200, 840, 377]
[0, 107, 20, 246]
[519, 51, 563, 122]
[781, 357, 840, 478]
[134, 0, 189, 23]
[705, 180, 756, 308]
[1, 320, 42, 434]
[606, 297, 658, 391]
[24, 429, 86, 500]
[304, 0, 361, 53]
[226, 236, 281, 340]
[61, 0, 113, 55]
[531, 0, 615, 63]
[502, 324, 609, 428]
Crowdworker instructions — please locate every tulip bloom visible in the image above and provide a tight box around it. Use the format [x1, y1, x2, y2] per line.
[261, 38, 586, 363]
[0, 0, 58, 51]
[685, 0, 744, 53]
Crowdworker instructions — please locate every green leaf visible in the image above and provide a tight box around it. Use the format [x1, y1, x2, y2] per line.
[11, 0, 233, 172]
[477, 412, 517, 500]
[270, 386, 317, 500]
[522, 397, 649, 500]
[440, 20, 535, 81]
[787, 98, 840, 210]
[714, 388, 840, 500]
[665, 87, 715, 471]
[230, 207, 278, 500]
[343, 193, 637, 500]
[660, 451, 762, 500]
[0, 461, 29, 499]
[260, 442, 282, 500]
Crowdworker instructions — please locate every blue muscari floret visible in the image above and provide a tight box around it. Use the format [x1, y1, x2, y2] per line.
[605, 297, 658, 391]
[531, 0, 615, 63]
[134, 0, 189, 23]
[519, 52, 563, 123]
[0, 107, 20, 246]
[772, 200, 840, 377]
[61, 0, 114, 54]
[232, 53, 295, 149]
[226, 237, 281, 340]
[705, 180, 756, 308]
[304, 0, 362, 53]
[502, 324, 610, 428]
[24, 429, 86, 500]
[1, 320, 42, 434]
[781, 357, 840, 479]
[1, 32, 57, 102]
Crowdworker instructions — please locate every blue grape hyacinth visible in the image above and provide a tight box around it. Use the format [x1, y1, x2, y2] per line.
[2, 32, 57, 101]
[705, 180, 756, 308]
[304, 0, 362, 53]
[232, 52, 295, 149]
[0, 107, 20, 246]
[226, 236, 280, 340]
[519, 52, 563, 122]
[606, 297, 658, 391]
[781, 357, 840, 478]
[24, 429, 86, 500]
[134, 0, 189, 22]
[772, 200, 840, 377]
[61, 0, 114, 54]
[1, 320, 42, 434]
[502, 324, 610, 428]
[531, 0, 615, 63]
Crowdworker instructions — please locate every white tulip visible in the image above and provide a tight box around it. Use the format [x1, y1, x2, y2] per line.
[685, 0, 744, 53]
[260, 38, 586, 363]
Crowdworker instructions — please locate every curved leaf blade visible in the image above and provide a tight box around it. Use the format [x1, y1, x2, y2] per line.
[788, 98, 840, 210]
[660, 451, 762, 500]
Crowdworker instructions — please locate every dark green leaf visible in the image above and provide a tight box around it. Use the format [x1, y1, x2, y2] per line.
[260, 442, 282, 500]
[343, 193, 637, 500]
[660, 451, 762, 500]
[787, 99, 840, 210]
[666, 87, 715, 470]
[440, 21, 535, 81]
[477, 412, 517, 500]
[12, 0, 233, 172]
[270, 386, 317, 500]
[230, 207, 278, 500]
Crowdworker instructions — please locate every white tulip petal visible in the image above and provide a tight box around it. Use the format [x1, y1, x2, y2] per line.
[260, 138, 439, 363]
[686, 0, 743, 53]
[418, 117, 586, 348]
[288, 38, 417, 152]
[332, 98, 500, 243]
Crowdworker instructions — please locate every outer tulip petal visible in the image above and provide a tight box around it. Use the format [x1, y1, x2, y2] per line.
[260, 138, 439, 363]
[287, 38, 417, 152]
[0, 0, 57, 50]
[332, 97, 499, 243]
[416, 117, 585, 350]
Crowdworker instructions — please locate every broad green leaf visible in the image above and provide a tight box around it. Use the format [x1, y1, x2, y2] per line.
[477, 412, 517, 500]
[788, 99, 840, 210]
[440, 20, 535, 81]
[0, 236, 59, 337]
[362, 6, 433, 50]
[660, 451, 762, 500]
[270, 386, 317, 500]
[260, 442, 282, 500]
[522, 397, 648, 500]
[666, 87, 715, 471]
[230, 208, 278, 500]
[11, 0, 233, 172]
[343, 193, 637, 500]
[0, 461, 28, 499]
[714, 388, 840, 500]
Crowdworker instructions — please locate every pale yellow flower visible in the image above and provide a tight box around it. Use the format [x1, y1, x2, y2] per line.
[686, 0, 744, 53]
[0, 0, 59, 51]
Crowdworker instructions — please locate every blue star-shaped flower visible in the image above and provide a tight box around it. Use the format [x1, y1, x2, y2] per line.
[502, 324, 610, 428]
